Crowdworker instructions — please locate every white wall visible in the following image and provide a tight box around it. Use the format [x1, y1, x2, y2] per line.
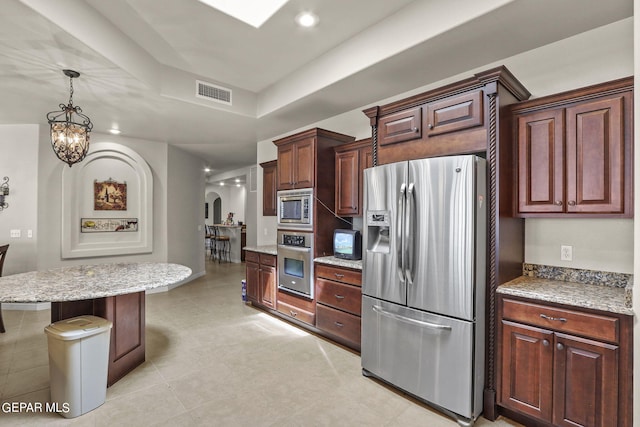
[0, 125, 39, 275]
[167, 144, 206, 278]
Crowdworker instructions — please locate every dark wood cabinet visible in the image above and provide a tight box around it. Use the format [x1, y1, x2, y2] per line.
[334, 138, 373, 217]
[378, 107, 422, 146]
[245, 251, 276, 309]
[498, 295, 632, 427]
[260, 160, 277, 216]
[425, 89, 484, 137]
[513, 77, 633, 217]
[276, 289, 315, 326]
[276, 136, 315, 190]
[51, 292, 146, 387]
[314, 263, 362, 351]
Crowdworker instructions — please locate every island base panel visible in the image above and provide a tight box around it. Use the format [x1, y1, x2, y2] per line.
[51, 291, 145, 387]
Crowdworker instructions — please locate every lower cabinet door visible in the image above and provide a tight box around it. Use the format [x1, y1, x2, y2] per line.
[553, 333, 619, 427]
[316, 304, 361, 350]
[259, 265, 276, 309]
[245, 261, 259, 303]
[499, 320, 554, 421]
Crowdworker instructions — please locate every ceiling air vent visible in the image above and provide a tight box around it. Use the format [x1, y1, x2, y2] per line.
[196, 80, 232, 105]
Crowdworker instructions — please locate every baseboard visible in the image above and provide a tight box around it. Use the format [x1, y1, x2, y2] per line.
[3, 302, 51, 311]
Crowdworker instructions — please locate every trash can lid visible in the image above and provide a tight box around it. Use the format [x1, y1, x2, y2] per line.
[44, 315, 112, 340]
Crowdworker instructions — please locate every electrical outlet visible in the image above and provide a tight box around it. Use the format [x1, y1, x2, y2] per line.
[10, 229, 21, 238]
[560, 245, 573, 261]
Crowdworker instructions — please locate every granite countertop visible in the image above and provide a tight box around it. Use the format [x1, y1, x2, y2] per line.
[498, 276, 633, 316]
[314, 256, 362, 271]
[243, 245, 277, 255]
[0, 262, 192, 303]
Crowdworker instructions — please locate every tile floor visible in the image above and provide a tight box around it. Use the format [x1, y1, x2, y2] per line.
[0, 259, 523, 426]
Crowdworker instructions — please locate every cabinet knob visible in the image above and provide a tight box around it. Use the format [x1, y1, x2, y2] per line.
[413, 127, 419, 132]
[556, 342, 564, 351]
[555, 200, 563, 206]
[542, 339, 550, 347]
[428, 124, 434, 130]
[290, 310, 297, 317]
[568, 200, 576, 206]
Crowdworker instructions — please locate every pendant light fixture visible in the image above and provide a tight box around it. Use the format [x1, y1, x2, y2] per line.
[46, 69, 93, 167]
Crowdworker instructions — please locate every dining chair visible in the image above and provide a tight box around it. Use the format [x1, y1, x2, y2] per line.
[0, 244, 9, 333]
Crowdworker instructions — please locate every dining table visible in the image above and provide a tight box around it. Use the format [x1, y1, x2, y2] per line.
[0, 262, 192, 386]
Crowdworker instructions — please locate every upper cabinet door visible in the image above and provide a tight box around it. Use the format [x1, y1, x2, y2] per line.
[260, 160, 277, 216]
[277, 144, 295, 190]
[378, 107, 422, 146]
[517, 109, 565, 214]
[565, 96, 625, 214]
[294, 137, 315, 189]
[425, 90, 483, 136]
[335, 149, 359, 216]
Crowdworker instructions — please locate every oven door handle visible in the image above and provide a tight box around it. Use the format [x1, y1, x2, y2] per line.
[277, 244, 312, 253]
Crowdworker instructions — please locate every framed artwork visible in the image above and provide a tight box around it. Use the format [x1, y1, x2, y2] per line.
[94, 179, 127, 210]
[81, 218, 138, 233]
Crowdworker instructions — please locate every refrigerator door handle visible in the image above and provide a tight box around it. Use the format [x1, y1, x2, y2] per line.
[405, 182, 415, 286]
[372, 305, 452, 331]
[397, 183, 406, 284]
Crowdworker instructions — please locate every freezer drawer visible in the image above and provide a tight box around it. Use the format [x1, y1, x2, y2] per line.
[361, 295, 482, 420]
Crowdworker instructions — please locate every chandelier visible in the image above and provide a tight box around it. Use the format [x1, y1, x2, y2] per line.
[46, 70, 93, 167]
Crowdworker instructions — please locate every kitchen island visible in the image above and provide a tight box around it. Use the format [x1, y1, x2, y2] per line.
[0, 262, 192, 385]
[214, 224, 244, 263]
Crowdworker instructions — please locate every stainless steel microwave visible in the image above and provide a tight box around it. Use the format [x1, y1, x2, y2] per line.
[277, 188, 313, 230]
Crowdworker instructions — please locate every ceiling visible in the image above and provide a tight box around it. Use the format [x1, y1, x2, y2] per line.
[0, 0, 633, 180]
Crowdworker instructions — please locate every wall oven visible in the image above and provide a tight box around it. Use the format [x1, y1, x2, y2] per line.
[277, 230, 314, 299]
[277, 188, 313, 230]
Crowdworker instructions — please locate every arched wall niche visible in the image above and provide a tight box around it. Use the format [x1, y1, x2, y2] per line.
[61, 142, 153, 258]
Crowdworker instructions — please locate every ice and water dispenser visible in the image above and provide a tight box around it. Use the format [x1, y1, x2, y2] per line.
[365, 211, 391, 254]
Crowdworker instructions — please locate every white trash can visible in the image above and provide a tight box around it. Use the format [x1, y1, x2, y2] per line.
[44, 315, 112, 418]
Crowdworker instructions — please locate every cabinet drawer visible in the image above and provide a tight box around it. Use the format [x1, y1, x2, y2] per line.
[315, 278, 361, 316]
[502, 298, 619, 343]
[277, 300, 315, 325]
[315, 264, 362, 286]
[425, 90, 483, 136]
[245, 251, 259, 263]
[259, 253, 276, 267]
[378, 107, 422, 146]
[316, 304, 361, 349]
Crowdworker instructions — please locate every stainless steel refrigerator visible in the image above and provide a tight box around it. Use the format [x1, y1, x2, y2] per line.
[361, 155, 487, 426]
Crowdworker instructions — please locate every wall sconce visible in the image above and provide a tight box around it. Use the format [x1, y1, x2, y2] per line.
[0, 177, 9, 211]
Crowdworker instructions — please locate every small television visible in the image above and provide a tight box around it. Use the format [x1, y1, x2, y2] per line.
[333, 229, 362, 260]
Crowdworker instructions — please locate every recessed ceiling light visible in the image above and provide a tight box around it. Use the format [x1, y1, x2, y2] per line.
[219, 182, 225, 186]
[204, 168, 211, 173]
[198, 0, 289, 28]
[109, 128, 121, 135]
[295, 12, 318, 28]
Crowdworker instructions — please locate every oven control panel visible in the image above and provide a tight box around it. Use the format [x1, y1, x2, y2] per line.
[278, 231, 313, 249]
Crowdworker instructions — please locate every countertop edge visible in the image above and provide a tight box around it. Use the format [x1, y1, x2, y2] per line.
[243, 245, 277, 256]
[314, 256, 362, 270]
[497, 276, 634, 316]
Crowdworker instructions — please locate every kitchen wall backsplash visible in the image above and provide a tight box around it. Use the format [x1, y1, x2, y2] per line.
[523, 263, 632, 289]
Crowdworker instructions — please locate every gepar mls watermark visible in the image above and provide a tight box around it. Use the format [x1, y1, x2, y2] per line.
[2, 401, 70, 414]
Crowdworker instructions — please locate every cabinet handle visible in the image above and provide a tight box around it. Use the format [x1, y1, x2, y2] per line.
[542, 339, 550, 347]
[568, 200, 576, 206]
[428, 124, 434, 130]
[556, 342, 564, 351]
[540, 313, 567, 323]
[334, 322, 344, 328]
[334, 273, 344, 279]
[334, 294, 345, 300]
[555, 200, 563, 206]
[290, 310, 297, 317]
